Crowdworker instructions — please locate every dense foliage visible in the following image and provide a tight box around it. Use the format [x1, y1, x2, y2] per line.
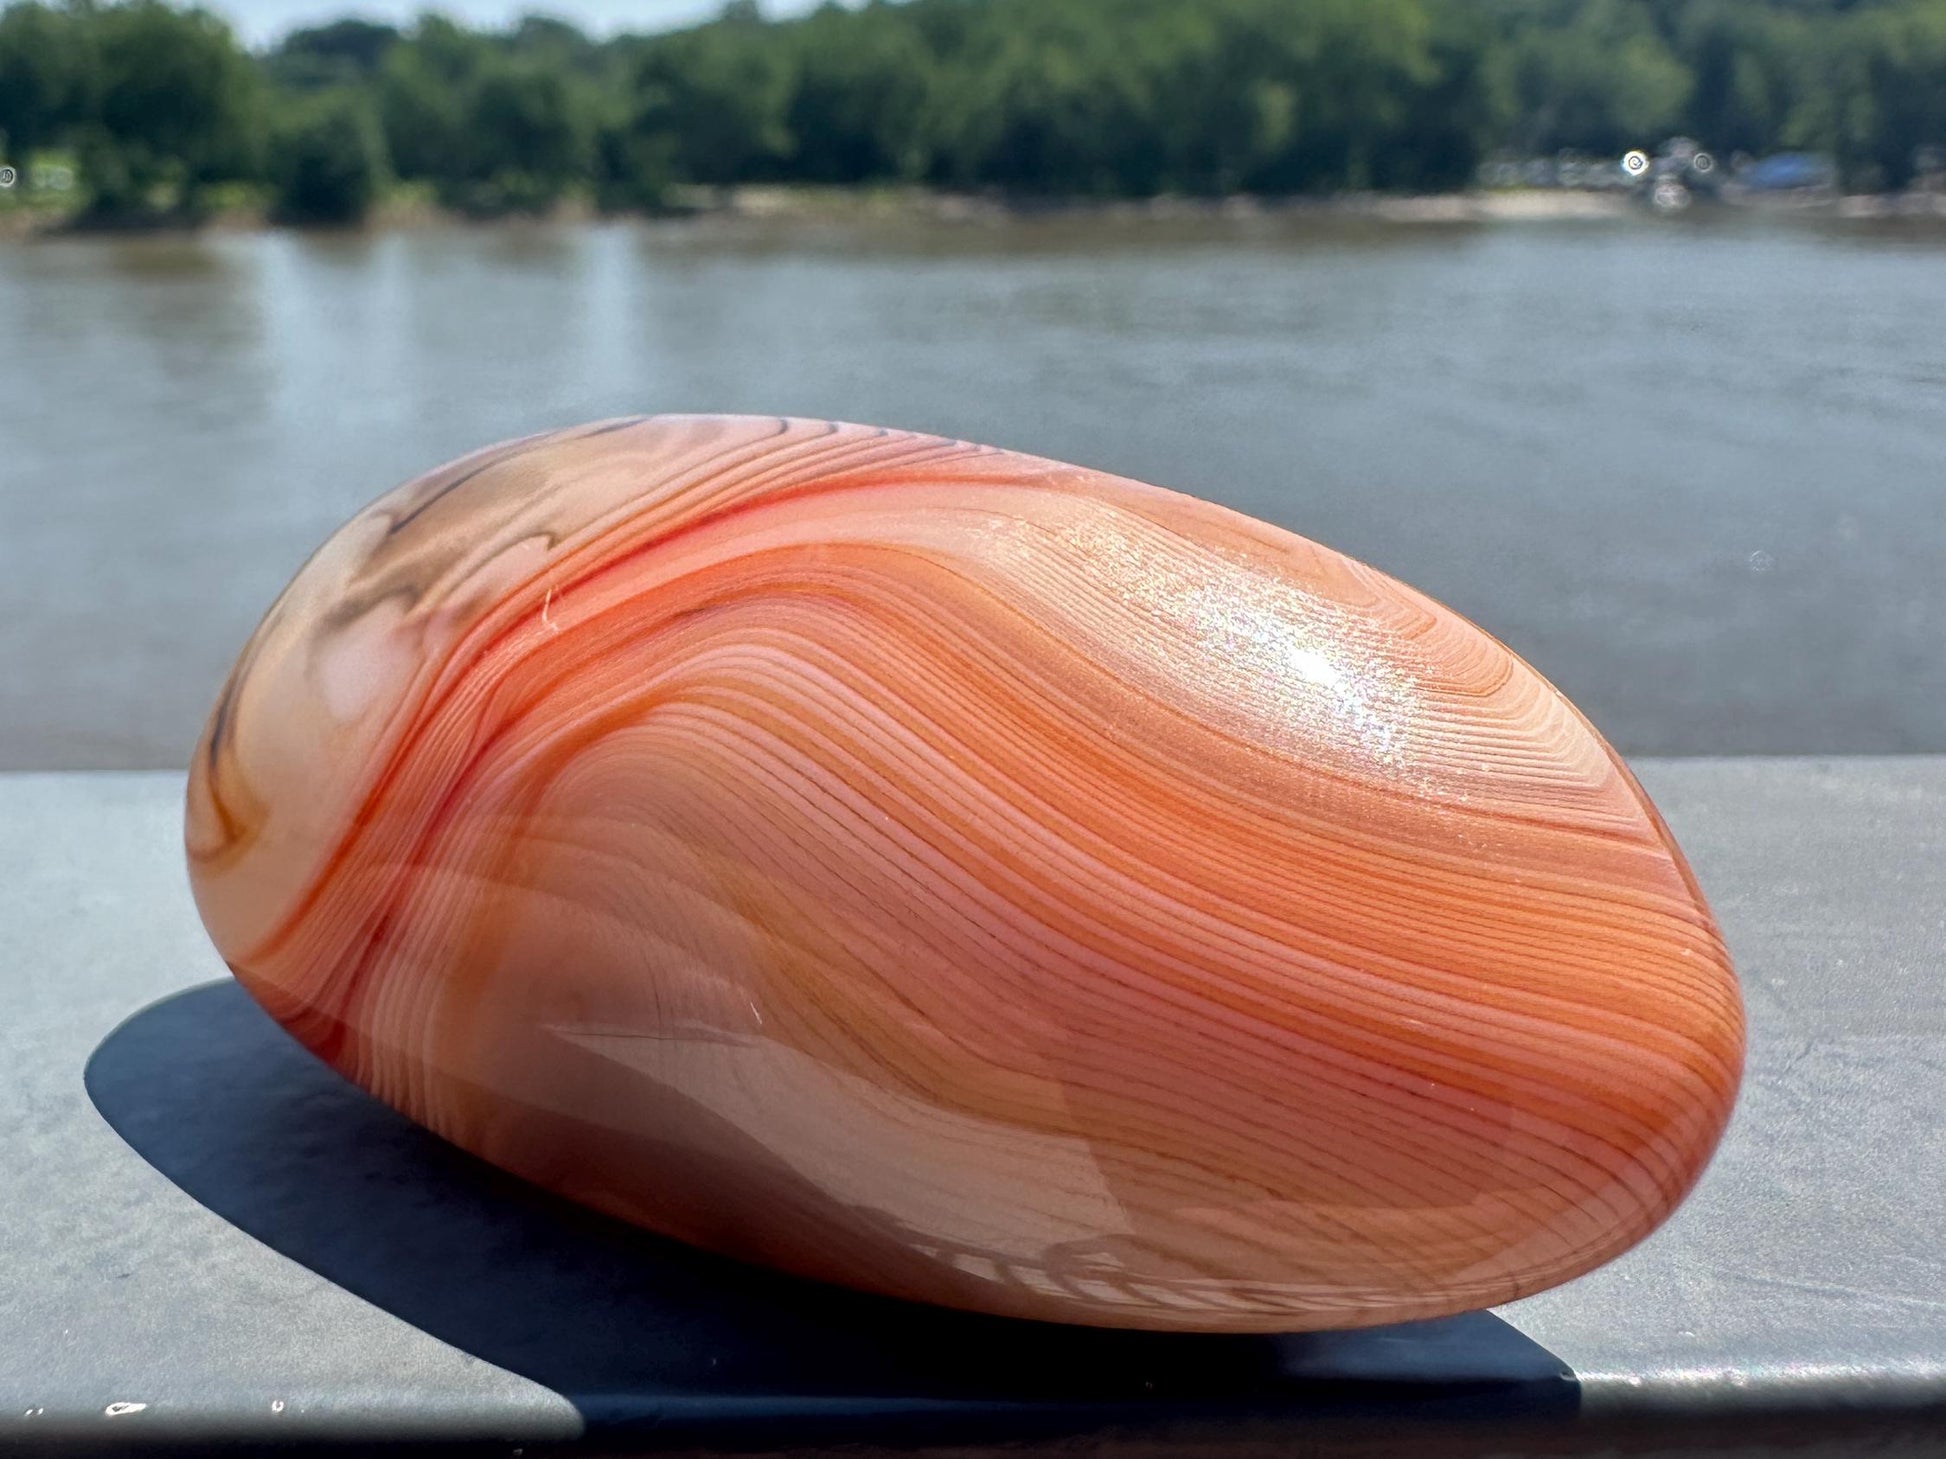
[2, 0, 1943, 224]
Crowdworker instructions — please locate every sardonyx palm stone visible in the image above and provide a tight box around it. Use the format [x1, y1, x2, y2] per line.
[186, 415, 1743, 1333]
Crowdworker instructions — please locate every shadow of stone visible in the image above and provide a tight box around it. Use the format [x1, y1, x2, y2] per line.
[85, 980, 1578, 1450]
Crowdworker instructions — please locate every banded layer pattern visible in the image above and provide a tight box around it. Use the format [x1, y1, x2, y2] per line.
[186, 415, 1743, 1332]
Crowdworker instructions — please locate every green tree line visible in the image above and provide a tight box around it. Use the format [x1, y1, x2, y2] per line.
[2, 0, 1943, 225]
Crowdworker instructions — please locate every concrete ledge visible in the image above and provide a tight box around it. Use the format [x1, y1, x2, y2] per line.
[2, 761, 1941, 1455]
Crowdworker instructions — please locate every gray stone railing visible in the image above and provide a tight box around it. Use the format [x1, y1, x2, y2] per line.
[3, 760, 1940, 1455]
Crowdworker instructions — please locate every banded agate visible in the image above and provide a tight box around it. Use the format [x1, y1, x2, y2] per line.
[186, 415, 1743, 1332]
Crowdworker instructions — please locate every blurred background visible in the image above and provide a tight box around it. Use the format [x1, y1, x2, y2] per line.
[2, 0, 1943, 768]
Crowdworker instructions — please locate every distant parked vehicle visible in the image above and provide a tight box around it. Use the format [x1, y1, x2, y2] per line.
[1622, 138, 1721, 213]
[1717, 152, 1840, 210]
[1734, 153, 1838, 193]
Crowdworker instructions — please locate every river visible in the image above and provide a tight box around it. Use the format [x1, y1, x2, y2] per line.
[3, 210, 1942, 767]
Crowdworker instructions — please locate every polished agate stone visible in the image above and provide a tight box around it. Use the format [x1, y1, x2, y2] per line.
[186, 415, 1743, 1332]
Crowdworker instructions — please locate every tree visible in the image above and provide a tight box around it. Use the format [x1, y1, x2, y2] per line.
[1852, 0, 1946, 186]
[453, 57, 594, 211]
[1390, 0, 1512, 190]
[509, 13, 599, 70]
[924, 12, 1162, 195]
[786, 3, 935, 183]
[375, 18, 482, 183]
[1275, 0, 1445, 191]
[267, 88, 386, 223]
[1678, 1, 1818, 158]
[593, 113, 676, 209]
[628, 18, 795, 184]
[267, 19, 401, 91]
[80, 1, 261, 216]
[0, 2, 93, 161]
[7, 0, 1946, 227]
[1506, 0, 1690, 153]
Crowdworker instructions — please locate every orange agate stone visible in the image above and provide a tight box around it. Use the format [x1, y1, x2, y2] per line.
[186, 416, 1743, 1332]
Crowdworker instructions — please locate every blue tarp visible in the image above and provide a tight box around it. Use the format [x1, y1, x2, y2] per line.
[1739, 153, 1835, 190]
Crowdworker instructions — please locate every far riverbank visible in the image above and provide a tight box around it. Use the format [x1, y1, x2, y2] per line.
[8, 182, 1946, 241]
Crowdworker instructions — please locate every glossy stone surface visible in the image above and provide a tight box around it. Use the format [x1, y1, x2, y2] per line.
[186, 415, 1744, 1332]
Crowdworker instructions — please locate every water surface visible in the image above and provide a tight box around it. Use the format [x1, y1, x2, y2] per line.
[3, 212, 1942, 767]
